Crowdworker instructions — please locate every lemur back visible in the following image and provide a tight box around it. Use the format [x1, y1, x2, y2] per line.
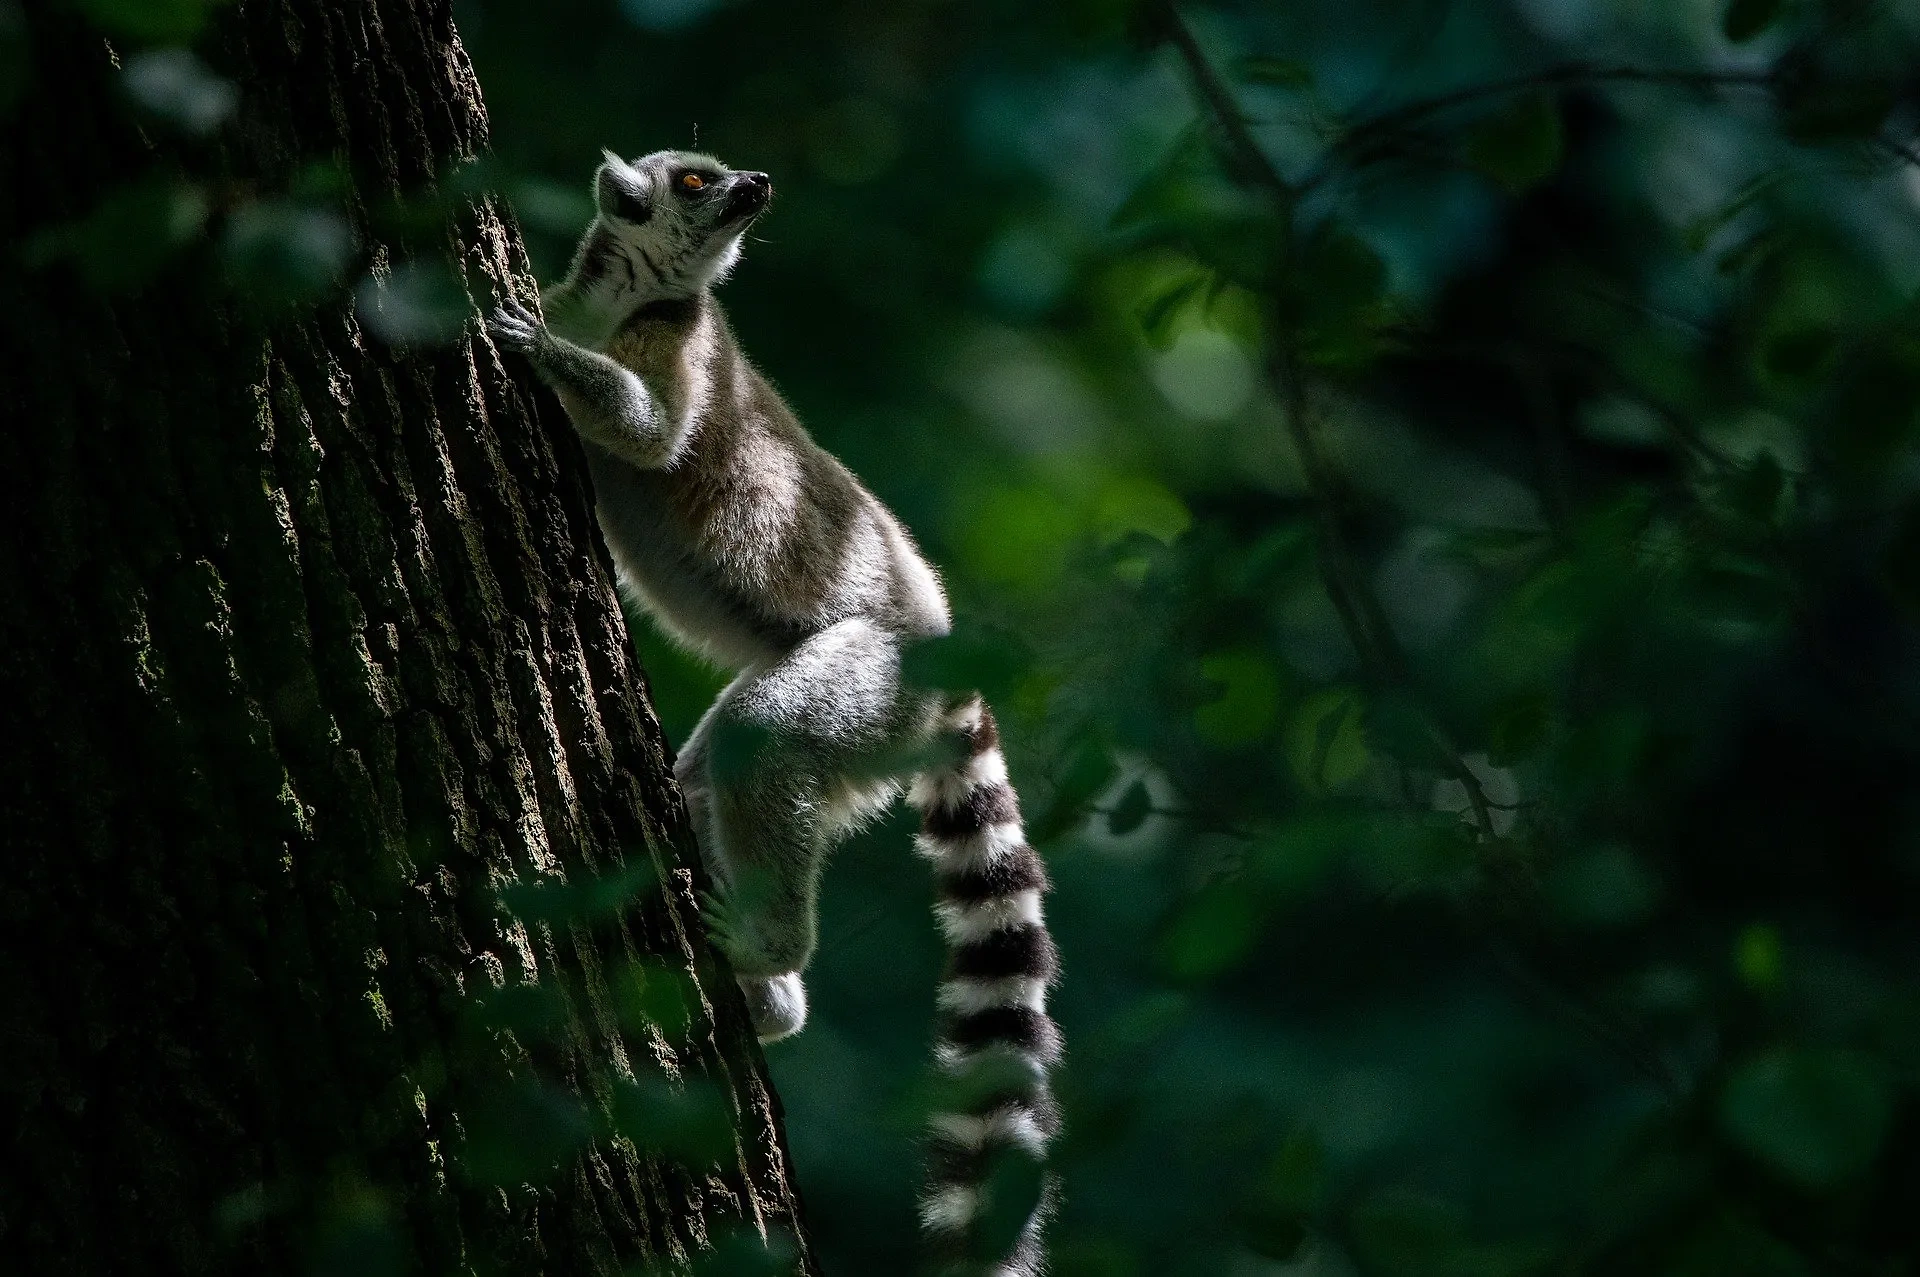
[489, 150, 1060, 1276]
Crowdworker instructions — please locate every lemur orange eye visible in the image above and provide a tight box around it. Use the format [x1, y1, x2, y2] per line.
[681, 173, 705, 190]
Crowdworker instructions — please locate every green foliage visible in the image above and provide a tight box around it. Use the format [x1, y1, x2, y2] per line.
[460, 1080, 600, 1185]
[41, 0, 1920, 1272]
[1720, 1048, 1895, 1189]
[74, 0, 217, 44]
[1723, 0, 1787, 44]
[1463, 93, 1564, 193]
[24, 176, 207, 291]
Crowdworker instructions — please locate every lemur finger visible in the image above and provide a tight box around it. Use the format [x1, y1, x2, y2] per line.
[485, 307, 537, 352]
[697, 888, 745, 955]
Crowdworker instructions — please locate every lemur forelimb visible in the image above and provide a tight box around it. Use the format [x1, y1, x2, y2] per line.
[489, 298, 689, 468]
[488, 148, 1059, 1276]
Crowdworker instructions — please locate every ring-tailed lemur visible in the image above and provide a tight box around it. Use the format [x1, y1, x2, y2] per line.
[487, 150, 1060, 1275]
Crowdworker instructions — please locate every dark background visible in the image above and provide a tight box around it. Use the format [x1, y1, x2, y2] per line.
[22, 0, 1920, 1272]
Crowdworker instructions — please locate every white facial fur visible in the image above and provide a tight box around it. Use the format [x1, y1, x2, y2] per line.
[583, 149, 767, 304]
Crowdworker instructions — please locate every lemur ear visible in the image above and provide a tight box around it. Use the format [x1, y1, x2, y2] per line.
[594, 153, 653, 225]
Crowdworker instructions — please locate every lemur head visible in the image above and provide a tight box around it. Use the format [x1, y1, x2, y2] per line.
[582, 149, 771, 304]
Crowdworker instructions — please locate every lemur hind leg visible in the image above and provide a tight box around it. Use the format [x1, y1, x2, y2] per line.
[676, 618, 940, 1042]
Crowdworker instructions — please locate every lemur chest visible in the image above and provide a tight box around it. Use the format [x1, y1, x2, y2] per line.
[601, 320, 810, 552]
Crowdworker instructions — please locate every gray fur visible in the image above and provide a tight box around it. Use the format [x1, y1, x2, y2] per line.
[488, 149, 1058, 1267]
[488, 149, 953, 1008]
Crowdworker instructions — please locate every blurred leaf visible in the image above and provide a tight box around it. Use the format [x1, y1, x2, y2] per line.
[222, 202, 355, 307]
[498, 861, 658, 926]
[631, 1227, 799, 1277]
[1724, 454, 1785, 525]
[1723, 0, 1785, 42]
[1665, 1209, 1809, 1276]
[1028, 737, 1116, 844]
[1735, 922, 1783, 990]
[1051, 1238, 1142, 1277]
[1821, 344, 1920, 474]
[1548, 845, 1661, 929]
[510, 176, 596, 235]
[1285, 687, 1369, 792]
[1094, 475, 1190, 545]
[1778, 76, 1896, 142]
[1106, 779, 1152, 836]
[1255, 1126, 1327, 1216]
[1239, 56, 1313, 89]
[1720, 1047, 1894, 1188]
[973, 1147, 1047, 1266]
[902, 625, 1033, 701]
[1281, 222, 1395, 369]
[467, 982, 569, 1043]
[1230, 1199, 1307, 1261]
[24, 177, 208, 291]
[1286, 222, 1387, 322]
[1486, 692, 1552, 765]
[910, 1047, 1048, 1124]
[354, 259, 469, 346]
[1247, 813, 1359, 895]
[1351, 1192, 1466, 1275]
[1717, 226, 1787, 276]
[75, 0, 212, 42]
[952, 484, 1078, 591]
[460, 1081, 599, 1185]
[610, 1074, 734, 1167]
[1158, 880, 1261, 980]
[609, 961, 697, 1040]
[1363, 690, 1449, 772]
[1351, 1191, 1550, 1276]
[1760, 325, 1836, 387]
[1681, 173, 1779, 252]
[121, 48, 236, 133]
[1136, 269, 1210, 348]
[1880, 500, 1920, 615]
[307, 1179, 404, 1277]
[1194, 650, 1282, 748]
[1464, 93, 1563, 193]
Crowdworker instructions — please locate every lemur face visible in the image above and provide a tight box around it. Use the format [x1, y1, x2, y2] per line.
[590, 149, 772, 298]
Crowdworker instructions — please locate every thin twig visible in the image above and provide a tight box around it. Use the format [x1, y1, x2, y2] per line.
[1153, 2, 1294, 201]
[1877, 133, 1920, 168]
[1158, 0, 1501, 842]
[1303, 62, 1777, 190]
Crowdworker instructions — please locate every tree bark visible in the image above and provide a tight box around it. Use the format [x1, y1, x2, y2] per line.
[0, 3, 813, 1274]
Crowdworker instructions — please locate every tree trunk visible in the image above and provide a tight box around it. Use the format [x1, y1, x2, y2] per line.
[0, 3, 813, 1274]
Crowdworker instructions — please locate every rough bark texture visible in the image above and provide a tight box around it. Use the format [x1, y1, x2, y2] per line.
[0, 3, 813, 1273]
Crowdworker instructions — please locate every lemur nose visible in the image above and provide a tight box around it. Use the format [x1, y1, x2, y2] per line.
[741, 172, 771, 189]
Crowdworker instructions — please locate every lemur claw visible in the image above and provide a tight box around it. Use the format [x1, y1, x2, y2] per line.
[486, 298, 543, 354]
[698, 888, 746, 960]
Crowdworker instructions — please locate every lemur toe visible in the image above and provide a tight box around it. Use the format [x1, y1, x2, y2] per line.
[739, 971, 807, 1043]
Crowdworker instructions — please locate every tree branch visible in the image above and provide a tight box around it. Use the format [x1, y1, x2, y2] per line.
[1151, 1, 1294, 201]
[1304, 62, 1777, 189]
[1158, 0, 1501, 843]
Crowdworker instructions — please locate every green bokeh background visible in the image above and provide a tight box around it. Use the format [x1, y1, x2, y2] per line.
[32, 0, 1920, 1271]
[473, 1, 1920, 1272]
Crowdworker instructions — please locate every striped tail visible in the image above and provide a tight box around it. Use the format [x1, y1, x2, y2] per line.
[908, 698, 1061, 1277]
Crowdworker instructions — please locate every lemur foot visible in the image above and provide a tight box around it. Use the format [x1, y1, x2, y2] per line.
[738, 971, 807, 1043]
[486, 297, 544, 354]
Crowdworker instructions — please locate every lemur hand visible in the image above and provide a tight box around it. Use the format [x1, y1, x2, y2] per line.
[486, 298, 545, 355]
[698, 887, 747, 963]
